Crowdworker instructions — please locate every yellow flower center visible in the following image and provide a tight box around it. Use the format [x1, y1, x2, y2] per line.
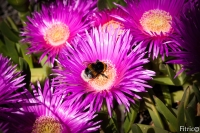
[102, 20, 124, 35]
[81, 61, 117, 92]
[44, 23, 70, 46]
[32, 116, 63, 133]
[140, 9, 172, 35]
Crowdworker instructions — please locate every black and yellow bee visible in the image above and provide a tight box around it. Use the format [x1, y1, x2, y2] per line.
[84, 60, 108, 79]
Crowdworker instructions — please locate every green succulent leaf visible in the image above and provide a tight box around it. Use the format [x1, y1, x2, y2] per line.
[177, 73, 187, 87]
[106, 0, 116, 9]
[185, 96, 197, 127]
[97, 0, 107, 10]
[40, 55, 52, 76]
[5, 16, 19, 32]
[123, 100, 140, 133]
[192, 83, 200, 102]
[143, 92, 164, 129]
[157, 64, 187, 86]
[0, 34, 3, 45]
[165, 64, 181, 86]
[161, 85, 172, 107]
[19, 11, 31, 22]
[159, 64, 168, 74]
[98, 0, 126, 10]
[177, 99, 186, 133]
[154, 96, 178, 132]
[19, 43, 34, 68]
[30, 68, 48, 83]
[183, 86, 192, 109]
[131, 124, 142, 133]
[7, 0, 30, 13]
[152, 76, 174, 86]
[0, 21, 20, 43]
[134, 124, 170, 133]
[118, 0, 126, 6]
[171, 90, 184, 103]
[95, 111, 119, 133]
[3, 37, 19, 64]
[177, 86, 194, 133]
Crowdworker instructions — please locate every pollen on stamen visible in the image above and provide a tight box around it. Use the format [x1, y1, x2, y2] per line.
[140, 9, 172, 36]
[102, 20, 124, 34]
[81, 61, 117, 92]
[32, 116, 63, 133]
[44, 23, 70, 47]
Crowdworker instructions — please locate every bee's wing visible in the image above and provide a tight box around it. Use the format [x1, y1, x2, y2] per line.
[87, 74, 93, 79]
[82, 61, 93, 66]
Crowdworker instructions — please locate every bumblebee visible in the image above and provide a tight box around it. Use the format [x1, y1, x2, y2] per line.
[84, 60, 108, 79]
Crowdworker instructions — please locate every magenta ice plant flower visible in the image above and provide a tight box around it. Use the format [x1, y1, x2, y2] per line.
[92, 8, 126, 34]
[9, 79, 100, 133]
[21, 0, 97, 65]
[53, 27, 155, 116]
[113, 0, 185, 60]
[168, 0, 200, 74]
[0, 54, 25, 107]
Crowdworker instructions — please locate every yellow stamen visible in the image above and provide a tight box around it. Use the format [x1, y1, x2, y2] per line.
[140, 9, 172, 35]
[44, 23, 70, 46]
[32, 116, 63, 133]
[102, 20, 124, 35]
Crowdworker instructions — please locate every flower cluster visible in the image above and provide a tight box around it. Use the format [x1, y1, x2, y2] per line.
[1, 0, 200, 132]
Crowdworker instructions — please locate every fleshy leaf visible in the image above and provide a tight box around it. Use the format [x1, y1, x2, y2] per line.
[185, 96, 197, 127]
[135, 124, 169, 133]
[154, 96, 178, 132]
[142, 92, 164, 129]
[5, 16, 19, 32]
[106, 0, 116, 9]
[131, 124, 142, 133]
[0, 21, 20, 43]
[40, 55, 52, 76]
[97, 0, 107, 10]
[171, 90, 184, 103]
[4, 37, 19, 64]
[177, 86, 192, 133]
[123, 99, 140, 133]
[192, 83, 200, 102]
[19, 43, 33, 68]
[152, 76, 174, 86]
[98, 0, 126, 10]
[157, 64, 187, 86]
[165, 64, 181, 86]
[95, 111, 119, 133]
[7, 0, 30, 13]
[161, 85, 172, 107]
[30, 68, 48, 83]
[177, 99, 186, 133]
